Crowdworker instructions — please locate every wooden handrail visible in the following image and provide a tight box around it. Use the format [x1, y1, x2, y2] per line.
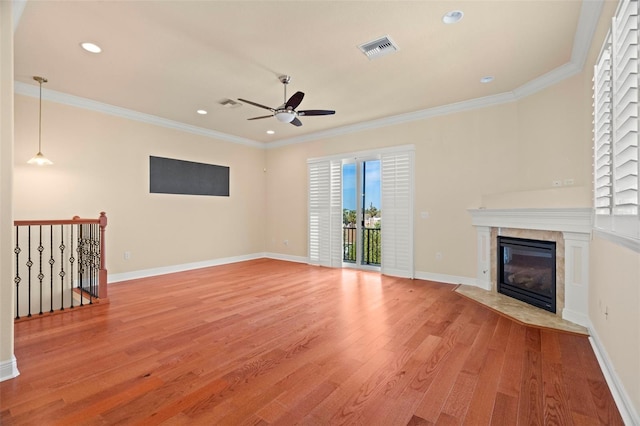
[14, 212, 107, 227]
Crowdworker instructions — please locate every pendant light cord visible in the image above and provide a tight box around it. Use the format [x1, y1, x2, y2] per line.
[38, 78, 42, 153]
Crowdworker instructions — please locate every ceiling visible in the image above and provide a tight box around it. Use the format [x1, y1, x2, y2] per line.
[14, 1, 599, 145]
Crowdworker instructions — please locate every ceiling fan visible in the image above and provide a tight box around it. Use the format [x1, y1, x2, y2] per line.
[238, 75, 335, 127]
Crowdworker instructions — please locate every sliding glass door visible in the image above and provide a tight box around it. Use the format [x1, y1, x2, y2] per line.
[342, 159, 381, 269]
[308, 145, 414, 278]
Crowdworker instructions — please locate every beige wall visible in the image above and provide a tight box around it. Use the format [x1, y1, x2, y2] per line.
[13, 96, 267, 275]
[266, 75, 589, 278]
[590, 236, 640, 412]
[1, 0, 16, 376]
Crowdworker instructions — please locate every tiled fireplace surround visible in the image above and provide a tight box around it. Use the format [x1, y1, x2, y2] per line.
[468, 208, 592, 328]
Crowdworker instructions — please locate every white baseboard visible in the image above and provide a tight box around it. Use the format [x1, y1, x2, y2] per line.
[108, 252, 268, 283]
[561, 308, 590, 328]
[588, 325, 640, 425]
[264, 252, 309, 264]
[0, 355, 19, 382]
[414, 271, 477, 287]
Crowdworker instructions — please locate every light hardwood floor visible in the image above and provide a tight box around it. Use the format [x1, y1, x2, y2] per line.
[0, 259, 623, 425]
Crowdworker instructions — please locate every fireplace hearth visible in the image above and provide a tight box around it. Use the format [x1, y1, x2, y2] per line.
[498, 236, 556, 313]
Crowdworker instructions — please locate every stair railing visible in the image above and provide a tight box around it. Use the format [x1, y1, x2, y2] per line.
[13, 212, 108, 320]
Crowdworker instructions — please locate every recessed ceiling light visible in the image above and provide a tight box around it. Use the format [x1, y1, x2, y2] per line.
[442, 10, 464, 24]
[196, 109, 207, 115]
[480, 76, 495, 84]
[80, 42, 102, 53]
[266, 130, 275, 135]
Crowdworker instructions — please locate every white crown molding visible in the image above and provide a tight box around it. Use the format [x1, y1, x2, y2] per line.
[468, 208, 594, 234]
[511, 62, 582, 100]
[14, 82, 263, 149]
[572, 0, 606, 70]
[12, 0, 27, 33]
[13, 0, 604, 150]
[268, 92, 518, 149]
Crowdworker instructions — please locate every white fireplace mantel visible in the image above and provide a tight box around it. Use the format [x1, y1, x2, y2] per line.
[467, 207, 593, 327]
[468, 207, 593, 234]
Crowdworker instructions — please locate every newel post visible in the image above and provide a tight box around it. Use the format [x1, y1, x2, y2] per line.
[98, 212, 108, 299]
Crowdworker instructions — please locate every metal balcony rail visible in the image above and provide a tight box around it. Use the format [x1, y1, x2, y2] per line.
[343, 226, 381, 266]
[13, 212, 108, 320]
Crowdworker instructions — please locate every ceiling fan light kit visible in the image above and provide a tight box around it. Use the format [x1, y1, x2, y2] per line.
[275, 110, 296, 123]
[238, 75, 335, 127]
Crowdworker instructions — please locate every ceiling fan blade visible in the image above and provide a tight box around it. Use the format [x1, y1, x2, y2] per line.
[247, 115, 273, 120]
[298, 109, 335, 116]
[238, 98, 275, 112]
[290, 117, 303, 127]
[285, 91, 305, 110]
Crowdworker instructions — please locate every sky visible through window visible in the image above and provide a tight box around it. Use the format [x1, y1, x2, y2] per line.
[343, 160, 381, 211]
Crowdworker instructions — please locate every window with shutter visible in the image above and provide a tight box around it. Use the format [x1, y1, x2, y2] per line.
[593, 0, 639, 242]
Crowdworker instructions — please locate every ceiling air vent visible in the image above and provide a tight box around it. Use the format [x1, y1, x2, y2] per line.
[218, 98, 242, 108]
[358, 36, 399, 60]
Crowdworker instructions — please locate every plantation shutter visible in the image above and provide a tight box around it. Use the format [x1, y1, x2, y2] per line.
[329, 160, 343, 267]
[380, 149, 414, 278]
[612, 0, 639, 217]
[593, 0, 640, 239]
[593, 37, 613, 217]
[308, 159, 342, 267]
[308, 161, 331, 266]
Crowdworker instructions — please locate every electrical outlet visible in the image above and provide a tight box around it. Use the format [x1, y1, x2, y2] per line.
[124, 251, 131, 260]
[435, 252, 443, 261]
[564, 178, 574, 186]
[552, 180, 562, 187]
[420, 211, 429, 219]
[283, 239, 289, 246]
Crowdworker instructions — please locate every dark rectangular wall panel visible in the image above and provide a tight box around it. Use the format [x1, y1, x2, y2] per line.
[150, 156, 230, 196]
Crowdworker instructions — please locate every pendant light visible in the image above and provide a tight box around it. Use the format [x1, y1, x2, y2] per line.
[27, 76, 53, 166]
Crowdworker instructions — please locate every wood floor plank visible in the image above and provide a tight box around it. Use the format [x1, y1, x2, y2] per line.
[517, 349, 544, 425]
[0, 259, 623, 425]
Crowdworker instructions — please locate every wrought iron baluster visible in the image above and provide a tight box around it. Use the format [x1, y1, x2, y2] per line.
[70, 225, 75, 309]
[59, 225, 66, 310]
[37, 226, 44, 315]
[49, 225, 54, 313]
[89, 223, 95, 303]
[77, 225, 84, 306]
[27, 227, 33, 316]
[14, 226, 21, 320]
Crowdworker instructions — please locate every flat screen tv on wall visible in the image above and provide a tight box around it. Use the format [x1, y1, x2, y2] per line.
[149, 156, 230, 196]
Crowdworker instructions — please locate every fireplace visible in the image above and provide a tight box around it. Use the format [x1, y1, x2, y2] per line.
[498, 236, 556, 313]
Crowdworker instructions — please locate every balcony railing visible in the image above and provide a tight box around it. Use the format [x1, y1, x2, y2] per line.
[13, 212, 108, 320]
[343, 226, 381, 266]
